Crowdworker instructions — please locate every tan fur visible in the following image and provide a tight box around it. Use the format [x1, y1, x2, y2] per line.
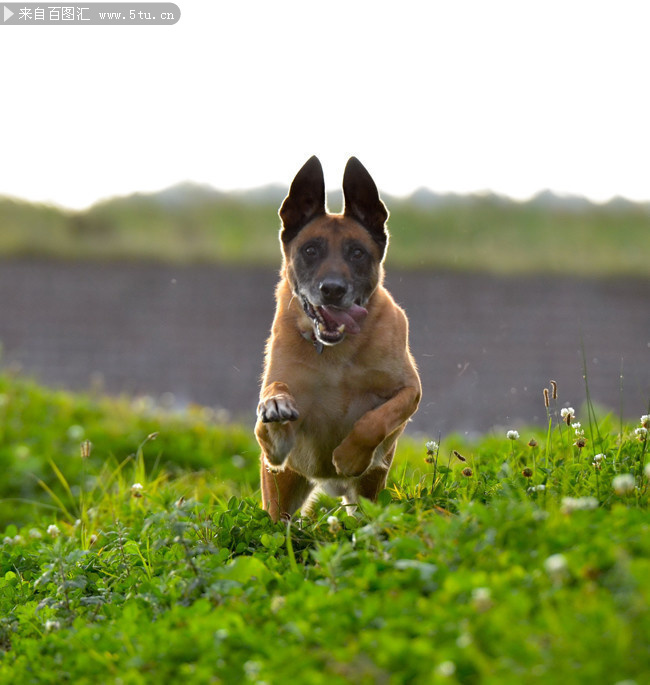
[256, 160, 421, 521]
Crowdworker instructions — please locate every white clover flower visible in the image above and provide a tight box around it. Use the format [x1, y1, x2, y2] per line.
[131, 483, 144, 498]
[640, 414, 650, 428]
[471, 587, 493, 612]
[2, 537, 13, 545]
[425, 440, 439, 463]
[47, 524, 60, 538]
[561, 496, 598, 514]
[527, 483, 546, 494]
[231, 454, 246, 469]
[635, 427, 648, 440]
[612, 473, 636, 495]
[506, 430, 520, 440]
[29, 528, 42, 539]
[456, 632, 472, 648]
[560, 407, 576, 425]
[327, 516, 341, 534]
[436, 661, 456, 677]
[593, 453, 606, 463]
[243, 661, 261, 678]
[45, 620, 61, 632]
[544, 553, 568, 580]
[270, 596, 286, 613]
[12, 535, 24, 545]
[67, 424, 85, 441]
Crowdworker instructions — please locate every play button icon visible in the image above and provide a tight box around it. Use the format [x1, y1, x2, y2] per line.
[3, 6, 14, 21]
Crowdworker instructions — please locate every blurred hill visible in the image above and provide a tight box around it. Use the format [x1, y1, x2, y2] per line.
[1, 184, 649, 276]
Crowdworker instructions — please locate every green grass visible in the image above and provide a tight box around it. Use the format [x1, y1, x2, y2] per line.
[2, 189, 650, 276]
[388, 196, 650, 276]
[1, 373, 649, 683]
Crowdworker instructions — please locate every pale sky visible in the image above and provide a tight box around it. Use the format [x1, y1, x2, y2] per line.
[1, 0, 650, 209]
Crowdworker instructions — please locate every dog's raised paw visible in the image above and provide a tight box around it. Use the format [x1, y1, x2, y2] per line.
[258, 394, 299, 423]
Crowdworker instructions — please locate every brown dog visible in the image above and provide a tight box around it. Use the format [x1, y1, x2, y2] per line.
[256, 156, 421, 521]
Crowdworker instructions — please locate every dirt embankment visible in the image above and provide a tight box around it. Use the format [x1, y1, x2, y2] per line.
[1, 259, 648, 437]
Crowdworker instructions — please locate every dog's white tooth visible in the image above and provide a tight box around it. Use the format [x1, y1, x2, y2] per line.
[337, 324, 345, 334]
[317, 322, 325, 334]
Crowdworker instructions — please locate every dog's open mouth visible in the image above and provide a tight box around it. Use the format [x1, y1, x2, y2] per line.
[302, 298, 368, 346]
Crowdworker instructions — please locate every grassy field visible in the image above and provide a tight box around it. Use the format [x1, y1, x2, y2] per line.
[1, 372, 649, 682]
[1, 187, 650, 276]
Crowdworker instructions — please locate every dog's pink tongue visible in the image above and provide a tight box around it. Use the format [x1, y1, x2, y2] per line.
[319, 304, 368, 335]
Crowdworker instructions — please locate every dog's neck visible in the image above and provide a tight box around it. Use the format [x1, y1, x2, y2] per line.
[301, 329, 324, 354]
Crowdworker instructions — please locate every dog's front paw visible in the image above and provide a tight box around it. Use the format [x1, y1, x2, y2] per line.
[263, 455, 287, 473]
[257, 393, 299, 424]
[332, 437, 375, 478]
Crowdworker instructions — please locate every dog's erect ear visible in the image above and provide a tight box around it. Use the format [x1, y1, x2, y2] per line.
[279, 156, 326, 244]
[343, 157, 389, 255]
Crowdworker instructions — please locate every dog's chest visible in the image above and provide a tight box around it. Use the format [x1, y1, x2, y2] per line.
[285, 359, 392, 478]
[302, 354, 389, 417]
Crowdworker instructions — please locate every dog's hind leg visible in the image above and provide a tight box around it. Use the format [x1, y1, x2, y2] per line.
[260, 463, 313, 522]
[348, 445, 395, 506]
[332, 386, 419, 478]
[357, 465, 391, 501]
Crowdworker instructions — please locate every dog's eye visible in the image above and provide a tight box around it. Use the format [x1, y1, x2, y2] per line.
[350, 247, 366, 261]
[302, 242, 325, 260]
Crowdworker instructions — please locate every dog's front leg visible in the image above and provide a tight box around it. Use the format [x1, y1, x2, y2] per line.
[255, 381, 299, 469]
[260, 465, 313, 522]
[332, 386, 420, 477]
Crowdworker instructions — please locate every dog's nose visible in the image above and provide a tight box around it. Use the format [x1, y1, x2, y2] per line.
[319, 278, 347, 305]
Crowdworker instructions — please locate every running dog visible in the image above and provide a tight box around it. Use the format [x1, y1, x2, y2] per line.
[256, 156, 421, 521]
